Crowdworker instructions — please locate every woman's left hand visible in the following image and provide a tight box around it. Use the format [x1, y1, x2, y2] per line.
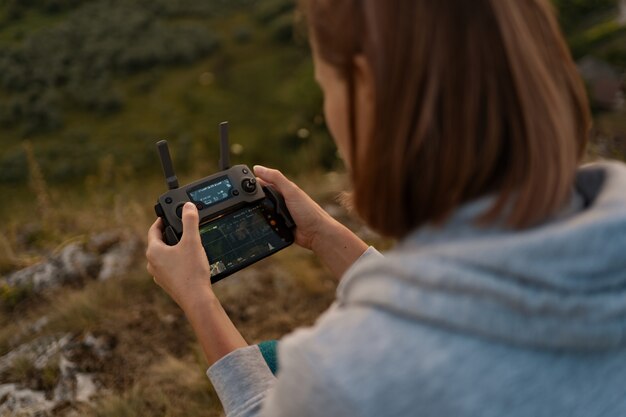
[146, 202, 213, 311]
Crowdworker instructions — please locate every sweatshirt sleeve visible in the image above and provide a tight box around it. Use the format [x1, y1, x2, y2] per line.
[359, 246, 383, 261]
[206, 246, 383, 416]
[207, 345, 276, 417]
[254, 337, 358, 417]
[207, 338, 357, 417]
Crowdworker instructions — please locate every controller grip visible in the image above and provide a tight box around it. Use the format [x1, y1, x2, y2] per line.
[263, 185, 296, 229]
[155, 202, 180, 245]
[164, 225, 180, 245]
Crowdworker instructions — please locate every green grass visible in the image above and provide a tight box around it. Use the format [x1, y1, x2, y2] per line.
[0, 0, 331, 186]
[570, 19, 626, 58]
[0, 8, 67, 44]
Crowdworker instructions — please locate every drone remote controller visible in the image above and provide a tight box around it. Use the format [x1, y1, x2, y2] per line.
[154, 122, 295, 283]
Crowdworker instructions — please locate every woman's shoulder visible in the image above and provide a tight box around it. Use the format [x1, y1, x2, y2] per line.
[276, 304, 461, 416]
[277, 301, 626, 417]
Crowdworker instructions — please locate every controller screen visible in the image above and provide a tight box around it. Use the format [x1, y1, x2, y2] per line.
[199, 205, 289, 277]
[188, 176, 233, 207]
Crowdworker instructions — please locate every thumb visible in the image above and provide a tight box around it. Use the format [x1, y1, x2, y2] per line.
[181, 202, 201, 245]
[254, 165, 294, 196]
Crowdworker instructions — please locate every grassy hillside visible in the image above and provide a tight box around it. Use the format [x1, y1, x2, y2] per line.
[0, 0, 336, 187]
[557, 0, 626, 65]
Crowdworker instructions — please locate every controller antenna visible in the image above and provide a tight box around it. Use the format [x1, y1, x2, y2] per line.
[156, 140, 179, 190]
[219, 121, 231, 171]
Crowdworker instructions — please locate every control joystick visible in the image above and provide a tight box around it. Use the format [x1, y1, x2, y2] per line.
[241, 178, 257, 193]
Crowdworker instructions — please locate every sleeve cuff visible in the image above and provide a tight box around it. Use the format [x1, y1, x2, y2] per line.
[257, 340, 279, 375]
[207, 345, 276, 416]
[360, 246, 383, 261]
[336, 246, 383, 296]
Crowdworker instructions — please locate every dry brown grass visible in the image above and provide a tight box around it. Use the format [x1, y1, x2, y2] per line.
[88, 355, 222, 417]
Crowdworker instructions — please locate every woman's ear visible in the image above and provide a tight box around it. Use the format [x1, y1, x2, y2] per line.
[352, 54, 376, 158]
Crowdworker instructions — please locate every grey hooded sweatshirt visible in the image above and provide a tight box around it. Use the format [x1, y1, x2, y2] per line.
[207, 161, 626, 417]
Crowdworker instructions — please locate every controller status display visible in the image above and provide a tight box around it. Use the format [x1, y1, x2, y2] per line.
[188, 176, 233, 207]
[199, 205, 289, 277]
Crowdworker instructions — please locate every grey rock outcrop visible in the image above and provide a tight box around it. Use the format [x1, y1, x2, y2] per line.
[1, 232, 140, 295]
[0, 333, 112, 416]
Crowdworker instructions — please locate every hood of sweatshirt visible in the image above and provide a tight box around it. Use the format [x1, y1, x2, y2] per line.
[338, 161, 626, 351]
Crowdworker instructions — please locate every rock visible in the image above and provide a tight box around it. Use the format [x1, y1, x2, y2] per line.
[30, 317, 49, 334]
[3, 244, 99, 293]
[53, 356, 76, 404]
[58, 243, 100, 281]
[0, 332, 109, 415]
[10, 317, 51, 347]
[0, 334, 71, 375]
[0, 383, 54, 417]
[87, 232, 121, 254]
[1, 232, 141, 297]
[82, 333, 114, 360]
[5, 261, 64, 293]
[74, 373, 97, 403]
[98, 238, 140, 281]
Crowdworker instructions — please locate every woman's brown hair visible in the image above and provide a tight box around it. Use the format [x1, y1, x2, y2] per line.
[305, 0, 591, 238]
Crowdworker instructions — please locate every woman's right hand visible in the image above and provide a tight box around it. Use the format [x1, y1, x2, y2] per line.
[254, 165, 369, 280]
[253, 165, 334, 250]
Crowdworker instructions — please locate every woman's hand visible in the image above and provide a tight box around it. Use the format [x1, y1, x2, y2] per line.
[146, 203, 248, 366]
[146, 202, 213, 311]
[253, 165, 334, 250]
[254, 165, 369, 280]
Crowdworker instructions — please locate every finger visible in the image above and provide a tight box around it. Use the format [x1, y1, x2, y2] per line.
[146, 262, 157, 282]
[256, 177, 270, 187]
[253, 165, 295, 196]
[181, 202, 201, 245]
[148, 218, 165, 245]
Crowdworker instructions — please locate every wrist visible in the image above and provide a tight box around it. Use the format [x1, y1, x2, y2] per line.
[310, 213, 342, 255]
[179, 282, 216, 317]
[310, 214, 369, 279]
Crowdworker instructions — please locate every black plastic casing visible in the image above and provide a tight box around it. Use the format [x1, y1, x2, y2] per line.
[154, 164, 295, 283]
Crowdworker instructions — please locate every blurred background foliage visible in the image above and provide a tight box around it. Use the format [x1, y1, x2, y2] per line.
[556, 0, 626, 63]
[0, 0, 623, 187]
[0, 0, 334, 187]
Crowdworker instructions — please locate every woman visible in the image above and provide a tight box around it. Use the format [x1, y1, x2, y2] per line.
[146, 0, 626, 415]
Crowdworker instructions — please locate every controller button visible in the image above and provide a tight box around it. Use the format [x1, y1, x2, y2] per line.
[176, 204, 184, 219]
[165, 197, 173, 204]
[232, 190, 240, 196]
[196, 203, 204, 210]
[242, 168, 249, 174]
[241, 178, 257, 193]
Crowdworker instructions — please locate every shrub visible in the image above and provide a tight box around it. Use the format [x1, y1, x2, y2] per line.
[0, 0, 221, 135]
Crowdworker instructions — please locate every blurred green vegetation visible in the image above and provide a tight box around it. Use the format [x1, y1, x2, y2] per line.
[554, 0, 618, 32]
[0, 0, 336, 187]
[0, 0, 624, 188]
[553, 0, 626, 63]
